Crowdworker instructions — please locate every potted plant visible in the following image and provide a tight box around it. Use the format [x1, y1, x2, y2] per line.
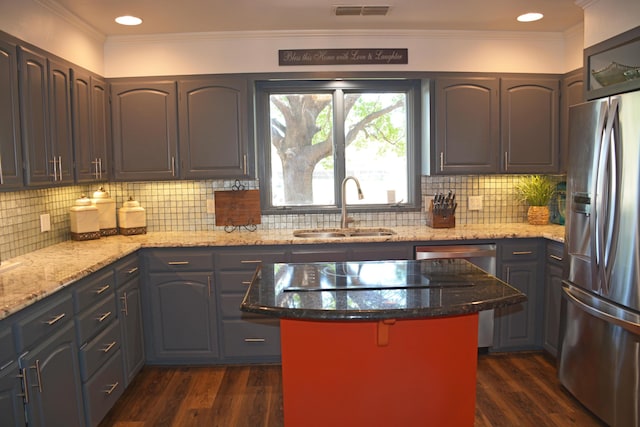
[514, 175, 556, 225]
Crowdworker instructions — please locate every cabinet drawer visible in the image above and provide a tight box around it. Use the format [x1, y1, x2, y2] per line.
[79, 319, 121, 381]
[83, 349, 125, 427]
[218, 270, 254, 293]
[222, 319, 280, 358]
[16, 294, 73, 351]
[501, 241, 540, 261]
[546, 242, 564, 266]
[76, 296, 116, 345]
[146, 249, 214, 272]
[215, 249, 287, 270]
[74, 269, 115, 314]
[220, 293, 267, 319]
[0, 327, 16, 368]
[115, 255, 140, 286]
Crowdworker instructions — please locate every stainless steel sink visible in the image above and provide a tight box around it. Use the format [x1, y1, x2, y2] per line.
[293, 228, 396, 238]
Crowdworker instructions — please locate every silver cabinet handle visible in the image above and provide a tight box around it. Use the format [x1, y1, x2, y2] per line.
[243, 154, 247, 175]
[241, 281, 251, 286]
[127, 267, 139, 274]
[240, 260, 262, 264]
[506, 266, 511, 283]
[168, 261, 189, 266]
[95, 284, 110, 295]
[440, 152, 444, 171]
[98, 158, 102, 179]
[104, 382, 119, 395]
[30, 360, 43, 393]
[96, 311, 112, 323]
[92, 158, 100, 179]
[244, 338, 266, 343]
[512, 251, 533, 255]
[58, 156, 62, 181]
[43, 313, 65, 325]
[171, 156, 175, 177]
[50, 157, 58, 181]
[101, 341, 117, 353]
[18, 368, 29, 403]
[0, 154, 4, 184]
[549, 254, 563, 261]
[120, 292, 129, 316]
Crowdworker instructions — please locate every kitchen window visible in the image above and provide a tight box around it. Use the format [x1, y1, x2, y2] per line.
[255, 79, 421, 214]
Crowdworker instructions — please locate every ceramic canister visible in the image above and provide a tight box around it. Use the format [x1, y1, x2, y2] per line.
[70, 196, 101, 241]
[91, 187, 118, 236]
[118, 197, 147, 235]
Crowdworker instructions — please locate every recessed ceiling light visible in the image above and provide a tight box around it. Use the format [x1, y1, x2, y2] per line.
[115, 15, 143, 26]
[517, 12, 544, 23]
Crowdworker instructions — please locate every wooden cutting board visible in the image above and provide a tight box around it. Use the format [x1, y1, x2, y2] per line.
[214, 189, 261, 227]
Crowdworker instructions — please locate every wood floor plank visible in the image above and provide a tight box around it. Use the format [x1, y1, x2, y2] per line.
[99, 352, 606, 427]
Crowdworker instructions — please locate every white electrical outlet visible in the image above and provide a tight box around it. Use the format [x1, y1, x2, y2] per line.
[468, 195, 483, 211]
[206, 199, 216, 214]
[40, 213, 51, 232]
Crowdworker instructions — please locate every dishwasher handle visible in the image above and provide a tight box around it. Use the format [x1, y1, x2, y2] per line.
[415, 245, 496, 260]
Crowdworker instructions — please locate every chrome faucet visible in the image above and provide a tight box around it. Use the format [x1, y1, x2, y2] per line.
[341, 176, 364, 228]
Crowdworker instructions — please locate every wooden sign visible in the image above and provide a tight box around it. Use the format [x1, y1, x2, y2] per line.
[279, 49, 408, 66]
[214, 189, 261, 227]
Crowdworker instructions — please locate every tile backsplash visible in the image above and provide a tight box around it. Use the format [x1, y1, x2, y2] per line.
[0, 174, 564, 260]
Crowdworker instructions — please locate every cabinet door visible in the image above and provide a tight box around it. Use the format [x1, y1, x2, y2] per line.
[0, 37, 23, 189]
[501, 77, 560, 173]
[18, 46, 51, 186]
[434, 77, 500, 174]
[0, 362, 26, 427]
[21, 322, 84, 427]
[91, 75, 109, 180]
[118, 278, 145, 385]
[179, 77, 250, 179]
[559, 69, 584, 173]
[543, 242, 564, 357]
[111, 80, 178, 181]
[148, 272, 218, 361]
[47, 57, 74, 184]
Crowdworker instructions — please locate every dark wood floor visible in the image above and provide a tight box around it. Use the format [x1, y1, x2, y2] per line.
[99, 352, 606, 427]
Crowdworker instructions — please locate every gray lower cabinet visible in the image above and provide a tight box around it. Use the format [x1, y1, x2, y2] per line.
[110, 80, 179, 181]
[493, 239, 543, 351]
[543, 241, 564, 358]
[178, 77, 252, 179]
[15, 292, 85, 427]
[144, 249, 218, 363]
[0, 34, 24, 190]
[215, 247, 287, 362]
[115, 255, 144, 386]
[0, 326, 24, 427]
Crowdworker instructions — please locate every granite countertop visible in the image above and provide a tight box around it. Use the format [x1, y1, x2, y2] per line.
[0, 223, 563, 321]
[240, 259, 527, 320]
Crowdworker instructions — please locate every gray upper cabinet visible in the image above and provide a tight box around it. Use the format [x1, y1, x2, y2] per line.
[559, 69, 584, 173]
[111, 80, 179, 181]
[178, 77, 251, 179]
[0, 35, 23, 190]
[500, 77, 560, 173]
[433, 77, 500, 174]
[73, 68, 109, 182]
[18, 47, 74, 186]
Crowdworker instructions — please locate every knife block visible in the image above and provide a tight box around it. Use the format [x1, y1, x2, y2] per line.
[425, 200, 455, 228]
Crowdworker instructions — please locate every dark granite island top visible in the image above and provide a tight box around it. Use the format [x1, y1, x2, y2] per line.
[241, 259, 526, 427]
[241, 258, 526, 321]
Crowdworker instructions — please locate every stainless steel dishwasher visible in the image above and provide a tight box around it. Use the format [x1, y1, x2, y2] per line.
[415, 244, 497, 348]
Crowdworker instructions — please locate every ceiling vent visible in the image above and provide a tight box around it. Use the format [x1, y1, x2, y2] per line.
[334, 6, 391, 16]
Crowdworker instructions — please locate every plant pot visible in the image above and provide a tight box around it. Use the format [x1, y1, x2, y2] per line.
[527, 206, 549, 225]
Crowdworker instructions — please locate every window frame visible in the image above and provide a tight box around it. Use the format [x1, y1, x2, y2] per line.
[255, 78, 422, 215]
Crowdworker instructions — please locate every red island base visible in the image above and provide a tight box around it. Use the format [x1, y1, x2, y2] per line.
[280, 313, 479, 427]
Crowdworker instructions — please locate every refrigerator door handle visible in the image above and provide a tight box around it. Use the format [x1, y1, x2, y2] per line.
[591, 102, 609, 293]
[562, 282, 640, 336]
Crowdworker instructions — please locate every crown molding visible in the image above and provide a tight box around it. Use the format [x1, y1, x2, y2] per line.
[574, 0, 600, 9]
[34, 0, 105, 42]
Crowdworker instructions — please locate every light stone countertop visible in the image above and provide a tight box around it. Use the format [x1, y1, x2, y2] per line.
[0, 223, 564, 321]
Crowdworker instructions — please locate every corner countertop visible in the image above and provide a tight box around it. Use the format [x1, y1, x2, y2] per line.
[0, 223, 563, 321]
[240, 259, 527, 320]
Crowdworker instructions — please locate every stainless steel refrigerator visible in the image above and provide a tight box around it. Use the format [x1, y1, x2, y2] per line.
[559, 89, 640, 426]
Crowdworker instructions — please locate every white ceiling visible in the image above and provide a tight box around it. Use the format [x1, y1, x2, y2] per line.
[51, 0, 584, 37]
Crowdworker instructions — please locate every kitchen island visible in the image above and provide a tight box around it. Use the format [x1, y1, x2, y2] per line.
[241, 259, 526, 427]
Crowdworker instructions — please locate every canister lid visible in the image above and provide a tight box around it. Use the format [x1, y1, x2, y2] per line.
[71, 195, 97, 210]
[92, 186, 112, 200]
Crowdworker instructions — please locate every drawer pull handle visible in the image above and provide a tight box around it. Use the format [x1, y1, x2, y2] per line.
[120, 292, 129, 316]
[127, 267, 139, 274]
[101, 341, 117, 353]
[242, 281, 251, 286]
[241, 260, 262, 264]
[43, 313, 65, 326]
[168, 261, 190, 266]
[104, 381, 119, 395]
[244, 338, 266, 343]
[97, 311, 112, 323]
[30, 360, 43, 393]
[549, 254, 563, 261]
[95, 284, 110, 295]
[18, 368, 29, 403]
[512, 251, 533, 255]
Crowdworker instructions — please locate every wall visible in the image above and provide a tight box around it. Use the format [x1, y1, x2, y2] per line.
[580, 0, 640, 47]
[0, 175, 564, 260]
